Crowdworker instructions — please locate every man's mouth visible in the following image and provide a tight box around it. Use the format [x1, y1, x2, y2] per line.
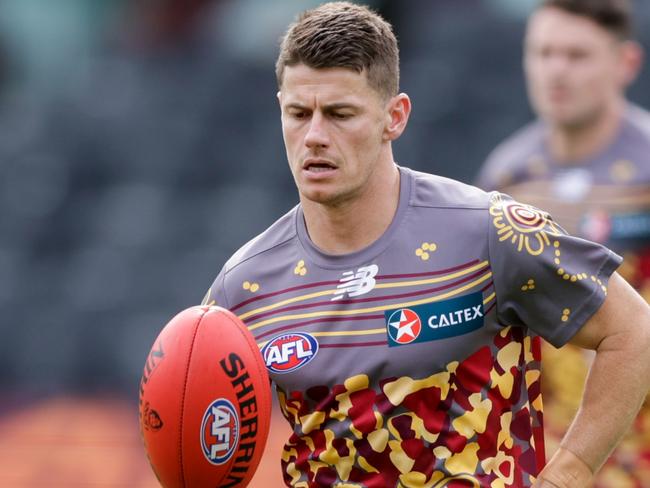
[303, 159, 337, 173]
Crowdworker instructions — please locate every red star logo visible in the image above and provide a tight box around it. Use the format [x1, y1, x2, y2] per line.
[388, 309, 422, 344]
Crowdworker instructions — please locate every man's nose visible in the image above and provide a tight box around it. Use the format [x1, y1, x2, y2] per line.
[304, 113, 329, 148]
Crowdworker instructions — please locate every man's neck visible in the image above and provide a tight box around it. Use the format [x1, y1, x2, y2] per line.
[547, 100, 625, 164]
[302, 164, 401, 255]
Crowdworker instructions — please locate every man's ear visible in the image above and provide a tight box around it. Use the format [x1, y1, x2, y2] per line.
[383, 93, 411, 142]
[619, 41, 644, 87]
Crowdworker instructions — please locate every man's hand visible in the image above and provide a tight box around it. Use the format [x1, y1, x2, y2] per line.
[532, 448, 593, 488]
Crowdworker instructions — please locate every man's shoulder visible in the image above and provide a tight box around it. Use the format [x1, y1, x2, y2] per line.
[625, 103, 650, 148]
[477, 120, 545, 190]
[488, 120, 545, 164]
[407, 167, 492, 210]
[222, 205, 298, 274]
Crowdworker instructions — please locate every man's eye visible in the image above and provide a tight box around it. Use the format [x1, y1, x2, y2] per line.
[332, 112, 351, 120]
[567, 50, 588, 61]
[534, 47, 551, 58]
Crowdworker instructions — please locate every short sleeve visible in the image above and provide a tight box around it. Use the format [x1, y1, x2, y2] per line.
[488, 192, 622, 347]
[200, 267, 230, 309]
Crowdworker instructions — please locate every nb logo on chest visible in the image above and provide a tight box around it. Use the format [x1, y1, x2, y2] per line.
[332, 264, 379, 301]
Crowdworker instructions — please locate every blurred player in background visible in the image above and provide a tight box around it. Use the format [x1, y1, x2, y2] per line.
[203, 2, 650, 486]
[477, 0, 650, 485]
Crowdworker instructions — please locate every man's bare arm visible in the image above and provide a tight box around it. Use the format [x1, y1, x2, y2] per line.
[534, 272, 650, 487]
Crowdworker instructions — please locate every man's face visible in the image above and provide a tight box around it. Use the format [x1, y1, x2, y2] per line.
[278, 64, 391, 207]
[524, 7, 626, 128]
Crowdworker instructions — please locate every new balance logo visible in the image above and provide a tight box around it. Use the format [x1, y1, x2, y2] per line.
[332, 264, 379, 301]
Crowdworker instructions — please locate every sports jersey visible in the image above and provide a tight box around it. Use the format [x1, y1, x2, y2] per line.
[477, 104, 650, 487]
[204, 166, 621, 488]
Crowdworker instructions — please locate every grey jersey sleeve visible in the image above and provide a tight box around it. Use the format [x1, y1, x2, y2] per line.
[488, 192, 622, 347]
[200, 267, 230, 309]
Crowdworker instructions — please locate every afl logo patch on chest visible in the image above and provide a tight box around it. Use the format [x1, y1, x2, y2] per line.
[385, 292, 485, 347]
[261, 332, 319, 374]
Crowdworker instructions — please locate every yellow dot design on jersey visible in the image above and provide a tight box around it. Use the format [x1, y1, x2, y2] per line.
[553, 240, 604, 290]
[415, 242, 437, 261]
[490, 195, 562, 256]
[242, 281, 260, 293]
[521, 279, 535, 292]
[591, 275, 607, 294]
[294, 260, 307, 276]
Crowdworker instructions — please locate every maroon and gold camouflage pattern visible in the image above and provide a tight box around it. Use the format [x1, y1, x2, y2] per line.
[277, 326, 544, 488]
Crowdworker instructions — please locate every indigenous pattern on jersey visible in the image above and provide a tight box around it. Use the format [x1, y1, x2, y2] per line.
[204, 167, 621, 488]
[478, 104, 650, 487]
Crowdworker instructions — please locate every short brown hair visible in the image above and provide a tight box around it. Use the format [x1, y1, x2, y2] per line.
[540, 0, 633, 40]
[276, 2, 399, 100]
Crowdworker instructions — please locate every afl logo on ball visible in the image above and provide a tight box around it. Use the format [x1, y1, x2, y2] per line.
[261, 332, 318, 374]
[200, 398, 239, 465]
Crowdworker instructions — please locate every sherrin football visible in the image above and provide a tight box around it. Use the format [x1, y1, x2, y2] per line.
[139, 305, 272, 488]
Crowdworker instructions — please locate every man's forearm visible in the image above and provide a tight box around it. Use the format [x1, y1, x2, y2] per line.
[560, 344, 649, 471]
[536, 329, 650, 487]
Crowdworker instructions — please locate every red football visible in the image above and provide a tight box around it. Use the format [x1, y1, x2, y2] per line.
[139, 305, 272, 487]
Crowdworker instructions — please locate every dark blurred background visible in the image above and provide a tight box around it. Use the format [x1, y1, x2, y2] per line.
[0, 1, 648, 486]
